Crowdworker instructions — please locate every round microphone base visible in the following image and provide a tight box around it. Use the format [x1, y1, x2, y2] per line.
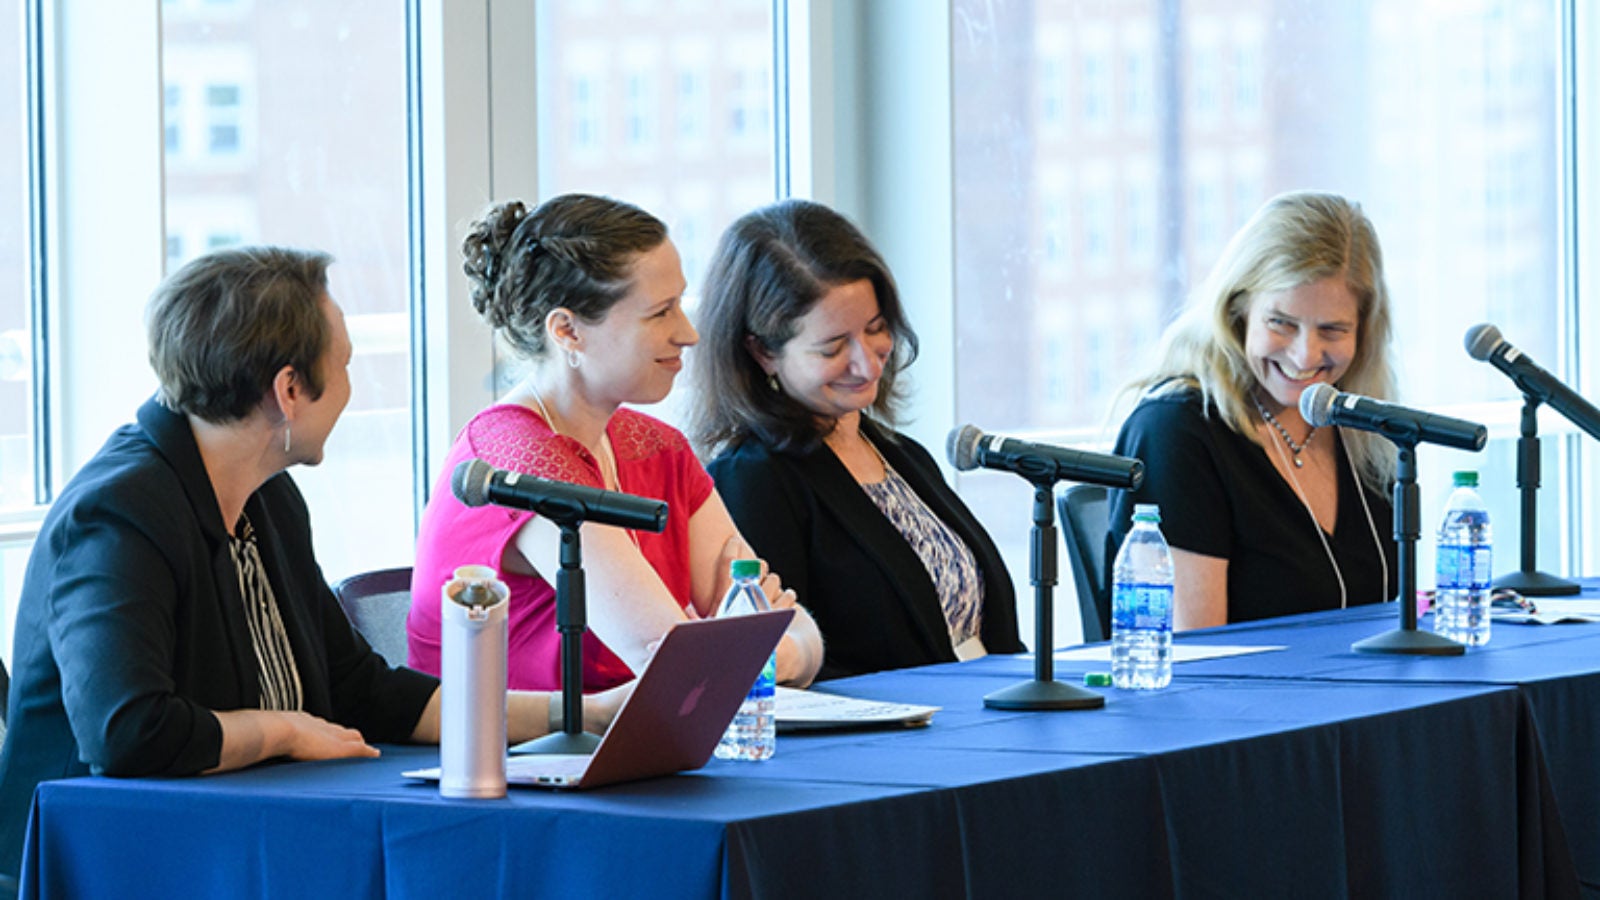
[1352, 628, 1465, 656]
[513, 729, 602, 756]
[984, 678, 1105, 711]
[1493, 569, 1581, 597]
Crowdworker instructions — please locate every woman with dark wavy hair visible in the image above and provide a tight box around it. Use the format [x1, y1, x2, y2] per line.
[692, 199, 1021, 680]
[408, 194, 822, 696]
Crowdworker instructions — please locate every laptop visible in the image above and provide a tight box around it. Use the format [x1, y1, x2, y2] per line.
[405, 608, 792, 790]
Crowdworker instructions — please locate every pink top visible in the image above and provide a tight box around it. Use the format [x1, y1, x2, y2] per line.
[407, 404, 715, 691]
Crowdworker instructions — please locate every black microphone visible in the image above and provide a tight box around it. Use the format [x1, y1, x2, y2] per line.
[946, 424, 1144, 488]
[1465, 323, 1600, 442]
[451, 458, 668, 532]
[1299, 383, 1486, 451]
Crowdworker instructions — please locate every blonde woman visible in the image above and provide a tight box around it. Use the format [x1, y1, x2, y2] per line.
[1110, 191, 1399, 629]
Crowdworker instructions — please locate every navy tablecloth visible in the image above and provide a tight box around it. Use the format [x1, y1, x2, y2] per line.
[22, 597, 1600, 898]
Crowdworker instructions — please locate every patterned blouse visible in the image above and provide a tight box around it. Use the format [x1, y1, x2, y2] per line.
[861, 459, 984, 649]
[229, 514, 304, 711]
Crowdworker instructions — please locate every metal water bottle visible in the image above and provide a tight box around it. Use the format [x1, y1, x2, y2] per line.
[440, 564, 509, 799]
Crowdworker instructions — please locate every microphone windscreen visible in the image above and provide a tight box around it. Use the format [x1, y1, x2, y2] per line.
[452, 458, 493, 507]
[1299, 383, 1338, 427]
[946, 424, 983, 471]
[1464, 323, 1502, 361]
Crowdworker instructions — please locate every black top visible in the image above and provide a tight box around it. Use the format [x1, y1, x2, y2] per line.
[708, 419, 1023, 680]
[1109, 390, 1398, 624]
[0, 398, 439, 879]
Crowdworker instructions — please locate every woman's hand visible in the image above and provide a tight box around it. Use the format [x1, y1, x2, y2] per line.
[210, 709, 379, 773]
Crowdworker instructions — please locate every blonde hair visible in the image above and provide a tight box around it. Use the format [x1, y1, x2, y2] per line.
[1126, 191, 1397, 492]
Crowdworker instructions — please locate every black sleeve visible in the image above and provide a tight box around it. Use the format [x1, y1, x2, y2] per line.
[1110, 397, 1234, 561]
[47, 510, 225, 777]
[707, 448, 812, 608]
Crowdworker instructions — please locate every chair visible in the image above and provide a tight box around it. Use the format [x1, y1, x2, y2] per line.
[1058, 485, 1112, 643]
[333, 567, 415, 669]
[1, 655, 9, 747]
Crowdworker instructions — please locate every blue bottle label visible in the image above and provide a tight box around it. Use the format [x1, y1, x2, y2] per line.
[1112, 582, 1173, 633]
[746, 654, 776, 701]
[1436, 544, 1492, 590]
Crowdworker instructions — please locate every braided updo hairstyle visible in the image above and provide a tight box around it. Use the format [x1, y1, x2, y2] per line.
[461, 194, 669, 359]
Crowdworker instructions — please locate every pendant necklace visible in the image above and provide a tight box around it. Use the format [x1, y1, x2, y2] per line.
[1253, 394, 1316, 468]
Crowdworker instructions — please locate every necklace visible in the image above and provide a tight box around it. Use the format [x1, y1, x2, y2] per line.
[1253, 394, 1316, 468]
[526, 383, 620, 491]
[1261, 424, 1390, 611]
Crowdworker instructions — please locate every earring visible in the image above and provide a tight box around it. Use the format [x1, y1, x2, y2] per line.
[566, 348, 581, 369]
[283, 423, 292, 454]
[767, 374, 780, 393]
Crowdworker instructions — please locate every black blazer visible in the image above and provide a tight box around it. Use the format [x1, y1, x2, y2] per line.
[0, 398, 438, 880]
[708, 420, 1022, 680]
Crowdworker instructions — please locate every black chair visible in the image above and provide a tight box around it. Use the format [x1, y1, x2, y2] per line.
[333, 567, 414, 669]
[1058, 484, 1112, 643]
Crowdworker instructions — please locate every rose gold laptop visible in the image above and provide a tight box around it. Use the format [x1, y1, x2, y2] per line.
[405, 609, 792, 790]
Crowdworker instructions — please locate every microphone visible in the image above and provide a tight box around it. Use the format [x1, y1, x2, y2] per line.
[1299, 384, 1486, 451]
[451, 458, 668, 532]
[1465, 323, 1600, 442]
[946, 424, 1144, 488]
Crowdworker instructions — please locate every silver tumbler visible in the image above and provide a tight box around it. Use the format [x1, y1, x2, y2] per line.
[439, 564, 509, 799]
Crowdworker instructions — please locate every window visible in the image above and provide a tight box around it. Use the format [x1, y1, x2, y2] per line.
[952, 0, 1566, 633]
[533, 1, 774, 428]
[162, 0, 414, 582]
[164, 84, 183, 155]
[205, 83, 242, 155]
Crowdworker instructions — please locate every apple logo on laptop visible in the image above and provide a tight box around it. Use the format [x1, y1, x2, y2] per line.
[678, 678, 710, 717]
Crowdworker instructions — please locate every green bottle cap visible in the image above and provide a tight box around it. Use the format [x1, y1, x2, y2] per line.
[730, 559, 762, 579]
[1084, 672, 1113, 687]
[1452, 470, 1479, 488]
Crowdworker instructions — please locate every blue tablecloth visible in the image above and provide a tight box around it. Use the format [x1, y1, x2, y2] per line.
[22, 599, 1599, 898]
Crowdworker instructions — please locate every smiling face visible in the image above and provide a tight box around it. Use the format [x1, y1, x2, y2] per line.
[1243, 275, 1360, 412]
[570, 238, 696, 406]
[759, 278, 893, 423]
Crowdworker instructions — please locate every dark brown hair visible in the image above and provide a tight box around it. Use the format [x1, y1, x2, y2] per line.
[461, 194, 669, 359]
[690, 199, 918, 455]
[146, 246, 332, 423]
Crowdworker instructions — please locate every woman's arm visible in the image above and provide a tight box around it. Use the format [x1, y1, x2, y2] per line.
[687, 491, 822, 687]
[208, 709, 380, 773]
[1170, 547, 1229, 631]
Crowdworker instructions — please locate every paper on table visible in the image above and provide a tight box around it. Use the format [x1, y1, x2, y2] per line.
[775, 686, 939, 732]
[1053, 643, 1286, 663]
[1495, 598, 1600, 625]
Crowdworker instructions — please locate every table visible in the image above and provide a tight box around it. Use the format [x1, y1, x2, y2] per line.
[22, 601, 1597, 898]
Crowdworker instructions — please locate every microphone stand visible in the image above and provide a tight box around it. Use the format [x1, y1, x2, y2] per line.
[515, 519, 603, 754]
[1492, 395, 1579, 595]
[984, 481, 1105, 710]
[1353, 441, 1465, 655]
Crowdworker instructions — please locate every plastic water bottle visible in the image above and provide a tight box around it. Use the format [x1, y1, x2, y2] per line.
[713, 559, 776, 761]
[1434, 471, 1493, 646]
[1111, 503, 1174, 690]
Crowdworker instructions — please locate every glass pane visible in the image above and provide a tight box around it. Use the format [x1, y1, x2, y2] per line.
[1, 0, 30, 665]
[162, 0, 413, 582]
[952, 1, 1561, 637]
[0, 0, 33, 513]
[533, 0, 775, 425]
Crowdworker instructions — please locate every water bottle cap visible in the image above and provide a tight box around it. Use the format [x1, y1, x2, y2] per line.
[729, 559, 762, 579]
[1452, 470, 1479, 487]
[1132, 503, 1161, 523]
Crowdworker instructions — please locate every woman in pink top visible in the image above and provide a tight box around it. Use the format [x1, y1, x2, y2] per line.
[408, 194, 823, 693]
